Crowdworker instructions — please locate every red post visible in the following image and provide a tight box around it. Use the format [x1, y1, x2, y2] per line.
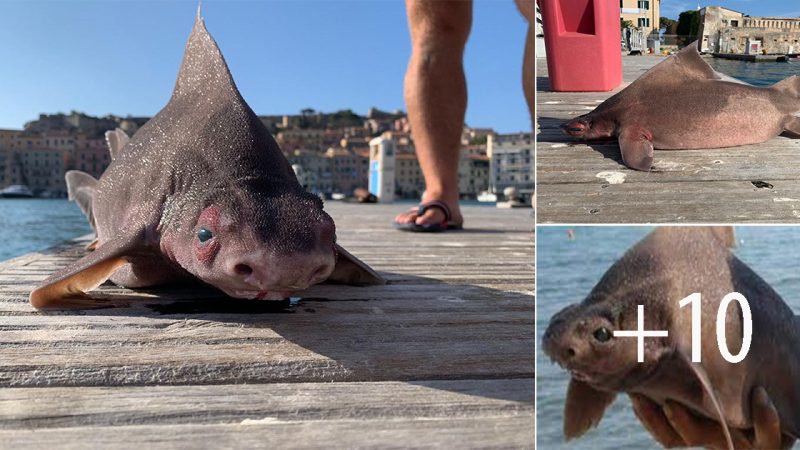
[540, 0, 623, 92]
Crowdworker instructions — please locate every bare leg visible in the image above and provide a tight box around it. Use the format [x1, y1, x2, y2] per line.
[395, 0, 471, 227]
[516, 0, 536, 126]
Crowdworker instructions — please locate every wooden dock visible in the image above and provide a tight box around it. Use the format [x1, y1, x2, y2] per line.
[0, 203, 534, 448]
[537, 55, 800, 223]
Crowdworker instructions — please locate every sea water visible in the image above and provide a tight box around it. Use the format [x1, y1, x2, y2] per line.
[536, 226, 800, 449]
[707, 57, 800, 85]
[0, 199, 91, 262]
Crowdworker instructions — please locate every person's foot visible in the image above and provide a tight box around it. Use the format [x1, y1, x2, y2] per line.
[394, 195, 463, 229]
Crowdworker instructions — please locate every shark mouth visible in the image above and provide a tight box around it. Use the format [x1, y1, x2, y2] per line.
[224, 288, 294, 300]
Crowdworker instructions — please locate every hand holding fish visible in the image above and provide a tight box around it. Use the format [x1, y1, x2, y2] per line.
[631, 387, 795, 449]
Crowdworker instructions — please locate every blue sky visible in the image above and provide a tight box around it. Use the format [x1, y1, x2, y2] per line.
[0, 0, 530, 133]
[661, 0, 800, 20]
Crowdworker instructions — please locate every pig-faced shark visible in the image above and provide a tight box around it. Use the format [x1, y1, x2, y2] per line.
[560, 43, 800, 171]
[30, 9, 384, 309]
[542, 227, 800, 448]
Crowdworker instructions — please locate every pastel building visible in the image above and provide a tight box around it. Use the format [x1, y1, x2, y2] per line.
[487, 133, 534, 198]
[620, 0, 661, 35]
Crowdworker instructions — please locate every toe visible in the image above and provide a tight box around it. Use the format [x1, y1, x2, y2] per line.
[415, 207, 446, 226]
[395, 210, 418, 225]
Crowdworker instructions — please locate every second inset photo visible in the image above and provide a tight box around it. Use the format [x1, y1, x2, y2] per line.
[535, 2, 800, 224]
[536, 225, 800, 449]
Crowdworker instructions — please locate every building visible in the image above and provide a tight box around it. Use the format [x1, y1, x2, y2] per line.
[326, 147, 368, 195]
[699, 6, 800, 54]
[368, 137, 396, 202]
[458, 153, 490, 198]
[487, 133, 533, 198]
[394, 153, 423, 199]
[286, 149, 332, 194]
[2, 147, 70, 197]
[73, 135, 111, 179]
[620, 0, 660, 36]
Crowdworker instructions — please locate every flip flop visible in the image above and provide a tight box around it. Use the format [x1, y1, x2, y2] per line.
[393, 200, 463, 232]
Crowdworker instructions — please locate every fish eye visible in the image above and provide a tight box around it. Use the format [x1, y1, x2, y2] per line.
[593, 327, 612, 343]
[197, 228, 213, 243]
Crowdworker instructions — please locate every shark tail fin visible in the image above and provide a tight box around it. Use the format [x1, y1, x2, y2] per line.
[65, 170, 98, 231]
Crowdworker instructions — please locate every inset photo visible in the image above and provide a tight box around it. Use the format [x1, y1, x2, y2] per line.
[536, 225, 800, 449]
[535, 2, 800, 223]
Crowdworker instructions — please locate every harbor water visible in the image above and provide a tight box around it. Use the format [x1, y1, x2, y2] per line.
[0, 198, 498, 263]
[536, 226, 800, 449]
[707, 57, 800, 85]
[0, 199, 93, 262]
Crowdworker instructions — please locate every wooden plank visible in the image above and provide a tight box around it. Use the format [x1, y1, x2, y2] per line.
[537, 54, 800, 223]
[0, 417, 534, 449]
[0, 203, 534, 447]
[0, 379, 533, 428]
[0, 379, 535, 448]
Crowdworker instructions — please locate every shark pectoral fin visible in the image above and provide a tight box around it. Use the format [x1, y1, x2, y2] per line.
[782, 116, 800, 139]
[618, 128, 654, 171]
[65, 170, 98, 230]
[104, 128, 130, 160]
[325, 244, 385, 286]
[679, 351, 735, 450]
[564, 378, 617, 439]
[29, 229, 147, 309]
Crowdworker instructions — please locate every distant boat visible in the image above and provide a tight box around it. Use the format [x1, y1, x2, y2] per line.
[331, 193, 346, 201]
[0, 185, 34, 198]
[477, 191, 497, 203]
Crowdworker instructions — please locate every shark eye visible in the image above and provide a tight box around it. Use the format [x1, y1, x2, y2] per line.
[197, 228, 213, 243]
[593, 327, 612, 343]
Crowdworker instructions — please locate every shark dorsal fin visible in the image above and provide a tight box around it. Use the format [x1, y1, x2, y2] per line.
[104, 128, 130, 161]
[627, 41, 720, 91]
[709, 226, 736, 248]
[171, 10, 242, 105]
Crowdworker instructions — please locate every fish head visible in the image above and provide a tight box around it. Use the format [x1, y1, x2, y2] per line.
[560, 114, 614, 140]
[543, 296, 668, 391]
[162, 181, 336, 300]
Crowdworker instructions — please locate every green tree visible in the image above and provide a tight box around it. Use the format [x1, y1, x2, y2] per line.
[676, 10, 700, 46]
[659, 17, 678, 34]
[621, 18, 633, 31]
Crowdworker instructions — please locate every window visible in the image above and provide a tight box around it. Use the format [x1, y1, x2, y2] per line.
[637, 0, 648, 9]
[731, 20, 739, 27]
[638, 18, 650, 28]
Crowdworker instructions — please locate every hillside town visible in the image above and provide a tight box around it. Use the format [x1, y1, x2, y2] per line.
[0, 109, 532, 202]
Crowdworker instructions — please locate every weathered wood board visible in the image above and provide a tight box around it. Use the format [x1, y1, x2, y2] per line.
[0, 202, 535, 448]
[537, 54, 800, 223]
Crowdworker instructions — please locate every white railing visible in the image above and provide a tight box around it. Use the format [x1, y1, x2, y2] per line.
[622, 27, 647, 52]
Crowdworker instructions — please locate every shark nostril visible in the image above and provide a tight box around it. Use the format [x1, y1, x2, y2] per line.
[234, 264, 253, 277]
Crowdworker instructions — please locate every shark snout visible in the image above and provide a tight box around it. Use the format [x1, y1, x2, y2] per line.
[228, 249, 335, 293]
[543, 304, 583, 363]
